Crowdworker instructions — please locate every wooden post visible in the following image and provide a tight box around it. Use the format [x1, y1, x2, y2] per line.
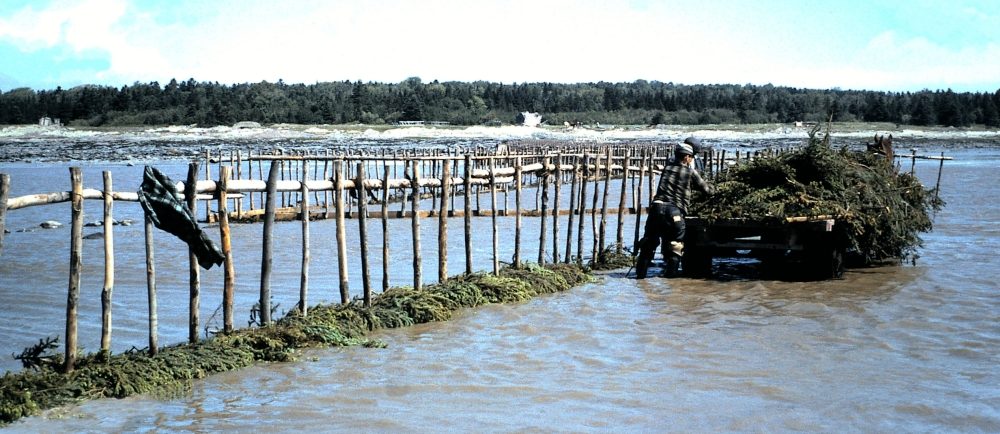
[204, 149, 211, 222]
[382, 163, 391, 292]
[100, 171, 114, 354]
[185, 162, 200, 343]
[410, 161, 423, 291]
[538, 156, 550, 264]
[464, 154, 473, 274]
[260, 162, 279, 326]
[144, 214, 158, 356]
[599, 149, 612, 253]
[184, 161, 201, 344]
[490, 157, 499, 275]
[0, 173, 8, 255]
[300, 160, 311, 316]
[236, 150, 243, 219]
[634, 151, 647, 249]
[616, 150, 629, 252]
[934, 151, 945, 204]
[514, 156, 523, 267]
[356, 162, 372, 306]
[65, 167, 83, 373]
[335, 160, 350, 303]
[576, 154, 589, 265]
[553, 153, 561, 262]
[564, 157, 578, 263]
[438, 158, 450, 283]
[218, 166, 235, 334]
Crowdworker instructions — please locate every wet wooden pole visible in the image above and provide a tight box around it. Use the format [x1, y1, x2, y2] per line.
[185, 162, 200, 343]
[553, 153, 562, 262]
[464, 155, 473, 274]
[100, 171, 114, 354]
[218, 166, 235, 334]
[144, 213, 158, 356]
[490, 157, 499, 275]
[0, 173, 8, 255]
[356, 162, 372, 306]
[260, 162, 279, 326]
[633, 151, 647, 249]
[382, 163, 391, 292]
[616, 150, 629, 252]
[514, 156, 523, 267]
[64, 167, 83, 373]
[335, 160, 350, 303]
[439, 158, 450, 283]
[599, 149, 612, 253]
[576, 154, 590, 266]
[300, 161, 311, 315]
[564, 157, 578, 263]
[411, 161, 423, 290]
[538, 156, 550, 264]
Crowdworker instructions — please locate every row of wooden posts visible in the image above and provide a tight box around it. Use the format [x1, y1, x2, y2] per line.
[1, 142, 755, 373]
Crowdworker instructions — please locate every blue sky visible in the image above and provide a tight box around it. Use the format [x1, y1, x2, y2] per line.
[1, 0, 998, 93]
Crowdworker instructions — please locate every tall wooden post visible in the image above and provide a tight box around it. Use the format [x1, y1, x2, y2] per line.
[634, 151, 647, 250]
[599, 149, 612, 252]
[218, 166, 235, 334]
[577, 154, 589, 265]
[616, 150, 629, 252]
[335, 160, 350, 303]
[261, 162, 280, 325]
[144, 214, 158, 356]
[64, 167, 83, 373]
[490, 157, 499, 275]
[565, 157, 579, 263]
[185, 162, 200, 343]
[382, 163, 391, 292]
[100, 171, 114, 353]
[410, 162, 423, 290]
[438, 159, 450, 283]
[0, 173, 9, 255]
[356, 162, 372, 306]
[300, 161, 311, 316]
[463, 155, 473, 274]
[514, 156, 523, 267]
[538, 156, 550, 264]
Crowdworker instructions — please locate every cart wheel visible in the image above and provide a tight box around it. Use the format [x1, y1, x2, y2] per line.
[808, 245, 845, 279]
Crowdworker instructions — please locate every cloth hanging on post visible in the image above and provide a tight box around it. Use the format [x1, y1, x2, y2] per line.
[137, 166, 225, 270]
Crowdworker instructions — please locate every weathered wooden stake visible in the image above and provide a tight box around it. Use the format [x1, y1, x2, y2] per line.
[0, 173, 9, 255]
[144, 214, 158, 356]
[490, 157, 499, 275]
[616, 150, 629, 252]
[335, 160, 350, 303]
[356, 162, 372, 306]
[185, 162, 200, 343]
[65, 167, 82, 373]
[564, 157, 579, 263]
[538, 156, 550, 264]
[411, 161, 423, 290]
[514, 156, 523, 267]
[599, 149, 612, 252]
[633, 151, 647, 249]
[439, 158, 450, 283]
[300, 160, 311, 316]
[100, 171, 114, 353]
[382, 163, 391, 292]
[553, 153, 561, 262]
[464, 155, 473, 274]
[260, 162, 280, 325]
[577, 154, 590, 265]
[218, 166, 235, 334]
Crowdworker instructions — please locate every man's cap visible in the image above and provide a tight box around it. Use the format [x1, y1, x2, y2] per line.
[683, 136, 702, 150]
[676, 143, 694, 157]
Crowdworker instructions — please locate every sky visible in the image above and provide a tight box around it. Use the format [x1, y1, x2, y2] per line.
[1, 0, 999, 93]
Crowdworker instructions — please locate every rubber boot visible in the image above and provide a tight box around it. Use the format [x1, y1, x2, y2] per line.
[635, 243, 656, 279]
[662, 254, 680, 277]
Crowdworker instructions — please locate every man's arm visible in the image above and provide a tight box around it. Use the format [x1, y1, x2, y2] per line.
[691, 169, 714, 195]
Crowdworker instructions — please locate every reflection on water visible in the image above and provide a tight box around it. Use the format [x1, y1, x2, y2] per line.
[3, 148, 1000, 432]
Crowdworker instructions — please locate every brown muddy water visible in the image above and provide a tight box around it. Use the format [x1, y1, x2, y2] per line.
[1, 144, 998, 432]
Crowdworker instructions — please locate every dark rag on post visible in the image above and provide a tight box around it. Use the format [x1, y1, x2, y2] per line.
[137, 166, 225, 270]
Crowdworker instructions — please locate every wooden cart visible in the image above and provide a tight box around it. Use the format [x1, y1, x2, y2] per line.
[682, 215, 847, 280]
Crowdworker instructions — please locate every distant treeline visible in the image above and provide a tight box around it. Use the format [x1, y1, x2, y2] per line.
[1, 77, 998, 127]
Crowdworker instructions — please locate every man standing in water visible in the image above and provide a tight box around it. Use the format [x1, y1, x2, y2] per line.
[635, 137, 714, 278]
